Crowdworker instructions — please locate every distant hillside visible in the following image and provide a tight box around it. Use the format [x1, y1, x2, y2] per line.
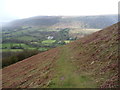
[2, 22, 119, 88]
[4, 15, 117, 29]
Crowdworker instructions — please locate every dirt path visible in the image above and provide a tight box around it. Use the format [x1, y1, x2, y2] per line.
[49, 46, 96, 88]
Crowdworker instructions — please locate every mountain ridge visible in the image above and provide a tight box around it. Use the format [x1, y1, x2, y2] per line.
[3, 15, 118, 29]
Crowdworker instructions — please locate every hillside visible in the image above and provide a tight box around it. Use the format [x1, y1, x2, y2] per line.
[2, 22, 119, 88]
[4, 15, 117, 29]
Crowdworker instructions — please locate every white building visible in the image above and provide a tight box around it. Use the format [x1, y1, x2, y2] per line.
[47, 36, 54, 40]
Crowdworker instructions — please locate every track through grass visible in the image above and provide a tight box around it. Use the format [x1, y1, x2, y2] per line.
[49, 46, 97, 88]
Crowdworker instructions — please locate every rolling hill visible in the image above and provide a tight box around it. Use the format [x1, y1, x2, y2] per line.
[4, 15, 117, 29]
[2, 22, 119, 88]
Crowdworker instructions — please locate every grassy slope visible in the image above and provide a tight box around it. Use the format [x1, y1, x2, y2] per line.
[2, 22, 119, 88]
[49, 46, 97, 88]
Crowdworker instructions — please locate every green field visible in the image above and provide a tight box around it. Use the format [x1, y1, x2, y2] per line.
[64, 40, 71, 44]
[2, 43, 31, 49]
[17, 36, 37, 41]
[1, 43, 49, 52]
[42, 40, 56, 44]
[2, 49, 23, 52]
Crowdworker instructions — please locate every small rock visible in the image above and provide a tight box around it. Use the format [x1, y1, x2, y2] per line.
[91, 61, 95, 64]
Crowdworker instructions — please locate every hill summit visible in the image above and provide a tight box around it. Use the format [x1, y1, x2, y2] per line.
[2, 22, 119, 88]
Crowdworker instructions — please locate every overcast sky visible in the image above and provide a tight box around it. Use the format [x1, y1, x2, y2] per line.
[0, 0, 119, 22]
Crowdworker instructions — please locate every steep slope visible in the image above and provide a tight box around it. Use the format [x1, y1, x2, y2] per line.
[2, 22, 119, 88]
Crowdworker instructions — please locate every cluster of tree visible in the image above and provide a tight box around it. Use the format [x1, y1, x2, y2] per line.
[2, 50, 40, 68]
[56, 28, 70, 41]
